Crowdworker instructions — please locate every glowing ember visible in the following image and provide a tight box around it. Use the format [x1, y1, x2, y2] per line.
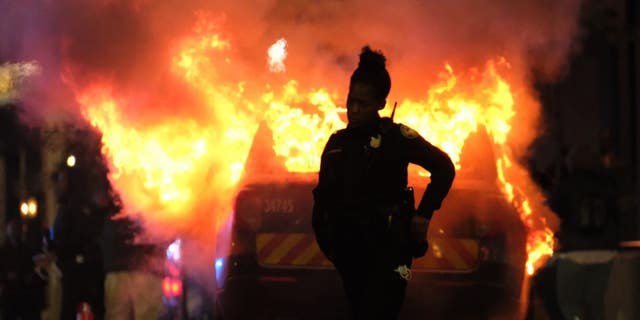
[267, 38, 288, 73]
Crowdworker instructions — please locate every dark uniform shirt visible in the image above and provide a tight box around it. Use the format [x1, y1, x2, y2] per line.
[313, 117, 455, 218]
[312, 116, 455, 319]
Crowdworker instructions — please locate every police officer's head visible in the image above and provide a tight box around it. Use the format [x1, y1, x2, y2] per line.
[347, 46, 391, 128]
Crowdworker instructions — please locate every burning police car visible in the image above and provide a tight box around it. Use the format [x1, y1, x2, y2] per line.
[211, 126, 527, 320]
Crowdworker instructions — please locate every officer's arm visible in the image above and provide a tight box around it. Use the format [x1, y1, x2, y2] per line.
[403, 131, 455, 219]
[312, 134, 340, 259]
[312, 133, 340, 207]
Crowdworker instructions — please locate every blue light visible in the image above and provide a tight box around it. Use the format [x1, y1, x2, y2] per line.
[215, 258, 224, 287]
[166, 239, 181, 262]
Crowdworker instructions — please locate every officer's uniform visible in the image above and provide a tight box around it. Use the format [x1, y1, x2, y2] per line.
[313, 116, 455, 319]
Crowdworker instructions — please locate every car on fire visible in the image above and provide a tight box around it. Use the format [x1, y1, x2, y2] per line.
[212, 124, 527, 320]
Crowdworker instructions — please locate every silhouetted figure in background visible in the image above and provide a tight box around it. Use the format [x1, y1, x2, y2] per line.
[101, 214, 165, 320]
[0, 219, 50, 320]
[548, 144, 619, 320]
[53, 156, 113, 320]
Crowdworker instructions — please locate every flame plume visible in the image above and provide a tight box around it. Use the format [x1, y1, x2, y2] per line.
[268, 38, 288, 73]
[262, 80, 345, 172]
[75, 13, 262, 237]
[385, 59, 514, 169]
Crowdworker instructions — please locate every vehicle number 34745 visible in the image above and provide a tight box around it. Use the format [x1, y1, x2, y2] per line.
[263, 199, 294, 214]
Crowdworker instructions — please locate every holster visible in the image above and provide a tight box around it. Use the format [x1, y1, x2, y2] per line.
[311, 203, 335, 262]
[401, 187, 429, 258]
[411, 239, 429, 258]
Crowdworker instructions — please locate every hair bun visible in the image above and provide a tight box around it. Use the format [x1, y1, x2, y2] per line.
[358, 46, 386, 70]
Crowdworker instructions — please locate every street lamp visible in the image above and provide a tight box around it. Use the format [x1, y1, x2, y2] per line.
[66, 154, 76, 167]
[20, 197, 38, 218]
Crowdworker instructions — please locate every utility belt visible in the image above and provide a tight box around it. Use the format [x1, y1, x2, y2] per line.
[332, 188, 415, 241]
[326, 187, 427, 256]
[337, 187, 415, 217]
[333, 205, 406, 232]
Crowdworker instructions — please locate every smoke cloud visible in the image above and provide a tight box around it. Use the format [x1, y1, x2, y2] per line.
[1, 0, 582, 110]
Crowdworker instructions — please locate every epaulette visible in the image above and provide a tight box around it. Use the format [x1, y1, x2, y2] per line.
[398, 123, 419, 139]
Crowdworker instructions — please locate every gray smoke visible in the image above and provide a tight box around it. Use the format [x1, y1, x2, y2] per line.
[0, 0, 582, 118]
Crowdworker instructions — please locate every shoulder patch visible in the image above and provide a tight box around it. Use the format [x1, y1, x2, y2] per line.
[399, 124, 419, 139]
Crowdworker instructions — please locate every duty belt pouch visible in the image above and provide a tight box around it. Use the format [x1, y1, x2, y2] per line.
[409, 215, 429, 258]
[401, 187, 429, 258]
[411, 239, 429, 258]
[386, 208, 413, 266]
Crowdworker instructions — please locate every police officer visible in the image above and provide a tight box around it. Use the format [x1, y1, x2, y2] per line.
[312, 46, 455, 319]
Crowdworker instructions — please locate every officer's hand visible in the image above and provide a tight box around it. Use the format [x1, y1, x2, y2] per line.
[411, 241, 429, 258]
[410, 215, 429, 243]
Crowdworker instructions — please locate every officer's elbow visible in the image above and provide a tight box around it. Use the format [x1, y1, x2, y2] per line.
[429, 156, 455, 187]
[442, 154, 456, 184]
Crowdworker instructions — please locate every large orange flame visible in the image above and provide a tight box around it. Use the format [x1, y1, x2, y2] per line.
[262, 57, 556, 275]
[74, 12, 261, 237]
[262, 81, 346, 172]
[74, 12, 555, 275]
[385, 59, 514, 169]
[80, 89, 213, 218]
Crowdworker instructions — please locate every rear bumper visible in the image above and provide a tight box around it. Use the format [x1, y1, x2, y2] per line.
[400, 262, 524, 319]
[216, 267, 348, 320]
[215, 255, 523, 319]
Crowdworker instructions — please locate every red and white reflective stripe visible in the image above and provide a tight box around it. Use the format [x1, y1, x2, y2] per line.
[256, 233, 332, 267]
[256, 233, 478, 271]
